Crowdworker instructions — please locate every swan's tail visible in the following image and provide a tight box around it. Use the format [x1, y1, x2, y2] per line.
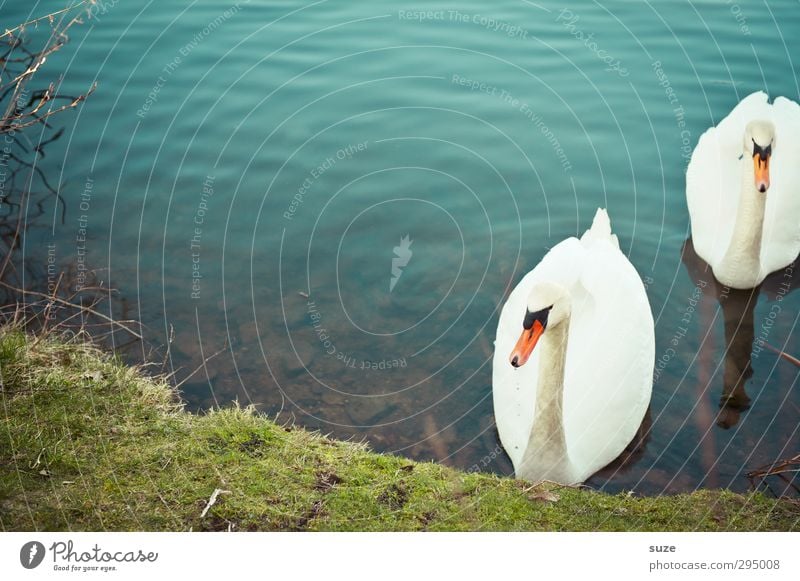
[580, 208, 619, 249]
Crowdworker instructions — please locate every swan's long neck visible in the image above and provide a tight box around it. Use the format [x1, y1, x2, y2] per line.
[520, 316, 573, 480]
[717, 156, 766, 285]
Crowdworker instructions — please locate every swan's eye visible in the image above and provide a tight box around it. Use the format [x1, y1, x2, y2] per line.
[523, 306, 552, 330]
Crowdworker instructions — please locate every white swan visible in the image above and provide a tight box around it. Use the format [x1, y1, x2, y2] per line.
[687, 91, 800, 289]
[492, 209, 654, 484]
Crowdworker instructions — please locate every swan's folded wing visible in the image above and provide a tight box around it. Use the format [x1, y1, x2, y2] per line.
[712, 91, 771, 145]
[562, 243, 655, 479]
[687, 131, 739, 266]
[761, 96, 800, 274]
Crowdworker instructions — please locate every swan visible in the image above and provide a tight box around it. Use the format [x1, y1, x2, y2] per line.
[687, 91, 800, 289]
[492, 209, 654, 484]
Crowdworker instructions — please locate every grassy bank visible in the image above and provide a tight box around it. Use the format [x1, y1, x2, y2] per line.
[0, 328, 797, 531]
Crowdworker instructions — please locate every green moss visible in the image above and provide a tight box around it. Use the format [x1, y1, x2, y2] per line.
[0, 328, 797, 531]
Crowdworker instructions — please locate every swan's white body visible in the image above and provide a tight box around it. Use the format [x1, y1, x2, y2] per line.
[687, 91, 800, 288]
[492, 209, 654, 484]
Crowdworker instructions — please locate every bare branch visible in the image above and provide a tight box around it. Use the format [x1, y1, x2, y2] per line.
[0, 0, 93, 40]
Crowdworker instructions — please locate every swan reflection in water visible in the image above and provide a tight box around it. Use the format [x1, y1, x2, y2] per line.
[681, 238, 798, 429]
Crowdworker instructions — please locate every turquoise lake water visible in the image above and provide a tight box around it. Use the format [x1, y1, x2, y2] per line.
[5, 0, 800, 494]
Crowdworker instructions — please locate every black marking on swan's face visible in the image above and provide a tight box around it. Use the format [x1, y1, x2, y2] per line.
[752, 140, 772, 162]
[523, 306, 552, 330]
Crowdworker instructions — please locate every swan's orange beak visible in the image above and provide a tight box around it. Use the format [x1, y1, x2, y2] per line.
[753, 151, 770, 193]
[509, 320, 545, 368]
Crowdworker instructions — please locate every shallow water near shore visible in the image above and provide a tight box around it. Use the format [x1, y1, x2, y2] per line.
[8, 0, 800, 494]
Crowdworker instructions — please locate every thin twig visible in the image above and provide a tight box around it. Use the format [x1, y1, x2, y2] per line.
[173, 342, 229, 390]
[0, 281, 143, 339]
[200, 488, 231, 518]
[762, 342, 800, 368]
[0, 1, 93, 40]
